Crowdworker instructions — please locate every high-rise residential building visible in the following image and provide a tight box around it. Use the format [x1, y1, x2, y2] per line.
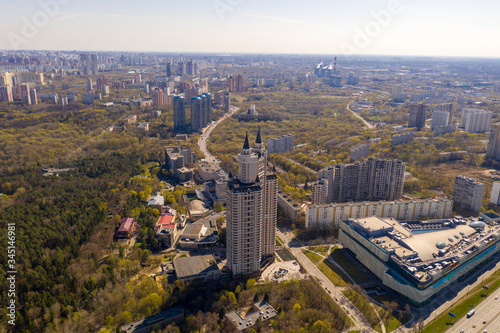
[173, 96, 186, 131]
[11, 76, 19, 87]
[19, 84, 31, 104]
[226, 129, 277, 277]
[101, 85, 110, 96]
[487, 124, 500, 160]
[29, 88, 37, 105]
[152, 88, 171, 108]
[86, 78, 93, 91]
[329, 76, 342, 87]
[315, 158, 405, 204]
[198, 94, 208, 128]
[227, 74, 245, 92]
[431, 110, 450, 129]
[0, 72, 15, 86]
[177, 62, 185, 76]
[166, 61, 171, 77]
[267, 135, 294, 154]
[441, 103, 455, 123]
[202, 93, 212, 124]
[490, 182, 500, 205]
[80, 53, 98, 75]
[408, 103, 429, 130]
[190, 96, 202, 131]
[311, 179, 329, 205]
[224, 91, 231, 113]
[0, 85, 13, 102]
[347, 75, 359, 85]
[96, 77, 108, 91]
[186, 60, 194, 75]
[391, 85, 404, 101]
[460, 109, 492, 133]
[91, 54, 98, 75]
[452, 175, 485, 213]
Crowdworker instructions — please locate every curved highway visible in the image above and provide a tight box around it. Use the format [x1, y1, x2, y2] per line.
[197, 106, 239, 177]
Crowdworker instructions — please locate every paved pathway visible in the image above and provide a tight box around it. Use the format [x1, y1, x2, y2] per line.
[346, 102, 374, 129]
[277, 230, 378, 332]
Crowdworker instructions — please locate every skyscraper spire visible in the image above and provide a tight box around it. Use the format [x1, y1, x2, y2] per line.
[243, 131, 250, 150]
[255, 127, 262, 144]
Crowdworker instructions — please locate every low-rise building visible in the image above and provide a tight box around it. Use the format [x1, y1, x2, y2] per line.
[116, 218, 137, 239]
[137, 122, 149, 131]
[178, 215, 219, 248]
[267, 134, 294, 154]
[155, 213, 178, 248]
[175, 167, 193, 182]
[277, 190, 302, 222]
[226, 301, 278, 332]
[148, 192, 164, 211]
[433, 124, 457, 137]
[165, 146, 197, 180]
[350, 143, 370, 162]
[124, 115, 137, 124]
[188, 200, 209, 220]
[197, 160, 225, 182]
[392, 132, 414, 146]
[173, 255, 220, 282]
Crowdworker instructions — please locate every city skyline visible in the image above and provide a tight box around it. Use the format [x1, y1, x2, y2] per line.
[0, 0, 499, 58]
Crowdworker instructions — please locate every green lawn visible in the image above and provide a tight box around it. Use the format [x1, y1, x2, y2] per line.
[331, 248, 370, 284]
[322, 259, 351, 285]
[302, 249, 323, 264]
[303, 250, 347, 287]
[309, 245, 330, 256]
[386, 317, 404, 332]
[422, 268, 500, 333]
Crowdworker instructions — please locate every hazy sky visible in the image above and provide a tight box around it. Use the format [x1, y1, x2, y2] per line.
[1, 0, 499, 57]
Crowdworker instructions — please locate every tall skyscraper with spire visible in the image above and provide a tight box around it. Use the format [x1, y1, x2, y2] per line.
[226, 129, 278, 277]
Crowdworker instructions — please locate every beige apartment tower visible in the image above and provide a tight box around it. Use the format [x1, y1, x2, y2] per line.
[226, 129, 278, 277]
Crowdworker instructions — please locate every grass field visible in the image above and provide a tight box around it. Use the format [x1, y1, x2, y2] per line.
[303, 249, 347, 287]
[331, 248, 370, 284]
[308, 245, 330, 256]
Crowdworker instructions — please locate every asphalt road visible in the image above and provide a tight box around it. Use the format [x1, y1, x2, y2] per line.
[346, 102, 374, 129]
[197, 106, 239, 174]
[445, 291, 500, 333]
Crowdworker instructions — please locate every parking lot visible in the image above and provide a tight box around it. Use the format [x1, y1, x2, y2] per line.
[261, 260, 305, 282]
